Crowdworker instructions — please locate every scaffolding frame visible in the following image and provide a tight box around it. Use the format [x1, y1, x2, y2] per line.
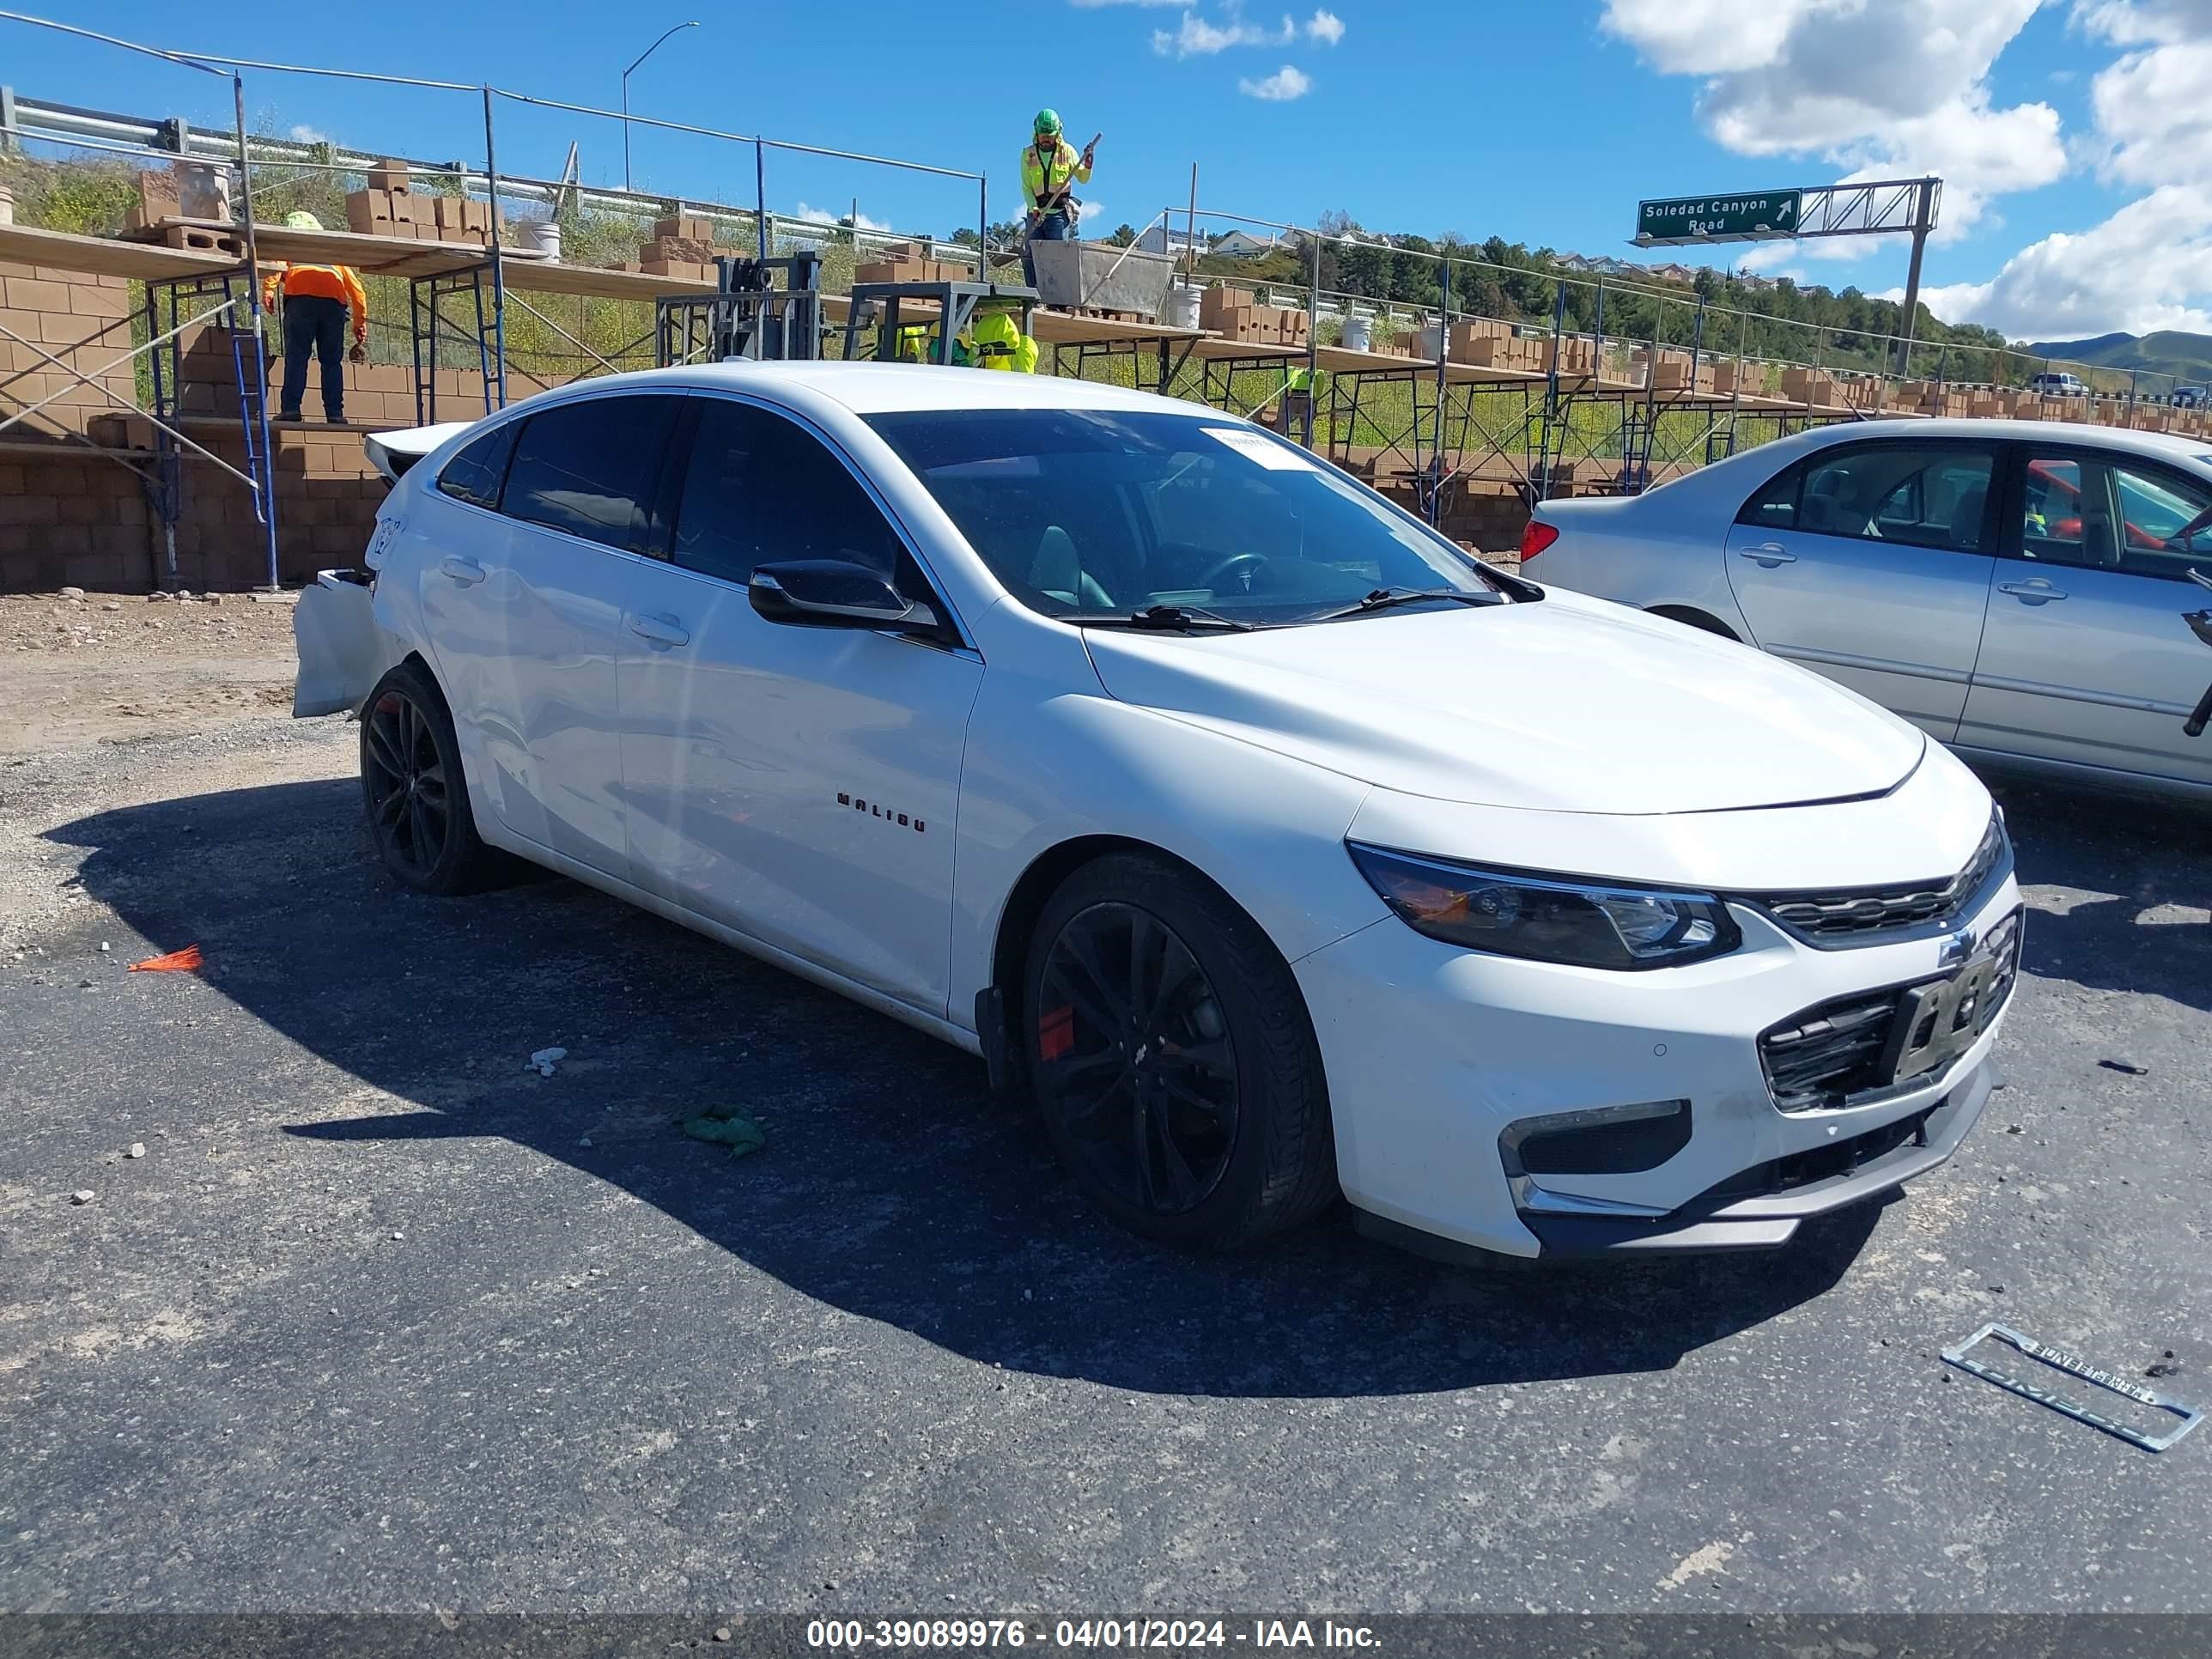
[0, 10, 280, 587]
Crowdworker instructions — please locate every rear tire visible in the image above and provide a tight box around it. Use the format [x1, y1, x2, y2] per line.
[1022, 852, 1336, 1250]
[360, 659, 498, 896]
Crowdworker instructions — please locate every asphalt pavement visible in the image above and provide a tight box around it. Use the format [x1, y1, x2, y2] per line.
[1, 720, 2207, 1614]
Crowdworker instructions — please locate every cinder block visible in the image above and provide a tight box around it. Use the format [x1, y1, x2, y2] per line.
[6, 277, 73, 313]
[367, 159, 411, 192]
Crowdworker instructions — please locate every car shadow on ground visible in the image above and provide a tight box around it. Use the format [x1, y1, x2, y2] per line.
[1985, 772, 2211, 1015]
[50, 775, 1911, 1400]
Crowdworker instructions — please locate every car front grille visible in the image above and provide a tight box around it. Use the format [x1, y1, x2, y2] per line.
[1759, 908, 2022, 1112]
[1744, 815, 2010, 946]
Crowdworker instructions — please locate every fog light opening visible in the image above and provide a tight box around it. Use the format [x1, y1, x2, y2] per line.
[1500, 1099, 1692, 1181]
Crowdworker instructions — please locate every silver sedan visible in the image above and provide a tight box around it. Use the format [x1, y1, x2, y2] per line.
[1524, 417, 2212, 800]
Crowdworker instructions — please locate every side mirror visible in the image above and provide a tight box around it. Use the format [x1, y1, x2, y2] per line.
[749, 559, 939, 633]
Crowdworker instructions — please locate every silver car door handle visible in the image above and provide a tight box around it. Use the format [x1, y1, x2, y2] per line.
[628, 612, 690, 647]
[1999, 580, 2067, 604]
[439, 555, 486, 585]
[1738, 544, 1796, 565]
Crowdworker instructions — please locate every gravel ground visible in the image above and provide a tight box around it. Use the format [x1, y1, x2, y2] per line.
[0, 678, 2207, 1615]
[0, 591, 300, 757]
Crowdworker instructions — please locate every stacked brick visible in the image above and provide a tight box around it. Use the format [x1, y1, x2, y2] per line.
[853, 241, 967, 286]
[1199, 286, 1310, 344]
[345, 161, 494, 246]
[1449, 319, 1543, 373]
[1635, 346, 1717, 396]
[617, 216, 731, 282]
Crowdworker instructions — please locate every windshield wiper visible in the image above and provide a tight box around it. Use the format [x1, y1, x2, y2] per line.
[1314, 586, 1503, 623]
[1063, 604, 1258, 632]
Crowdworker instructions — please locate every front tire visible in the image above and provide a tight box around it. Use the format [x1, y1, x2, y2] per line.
[1022, 853, 1336, 1250]
[360, 659, 497, 896]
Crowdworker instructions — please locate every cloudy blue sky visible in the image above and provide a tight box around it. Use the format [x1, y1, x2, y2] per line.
[13, 1, 2212, 341]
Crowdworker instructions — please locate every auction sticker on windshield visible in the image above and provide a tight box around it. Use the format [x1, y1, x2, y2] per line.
[1203, 428, 1316, 470]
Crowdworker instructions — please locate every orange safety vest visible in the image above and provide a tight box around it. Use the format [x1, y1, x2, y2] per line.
[263, 263, 368, 337]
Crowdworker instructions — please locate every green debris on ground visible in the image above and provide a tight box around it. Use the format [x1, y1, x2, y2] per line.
[681, 1103, 767, 1158]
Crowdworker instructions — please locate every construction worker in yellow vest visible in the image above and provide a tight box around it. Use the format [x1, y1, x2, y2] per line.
[969, 304, 1039, 373]
[1021, 110, 1093, 288]
[261, 210, 368, 422]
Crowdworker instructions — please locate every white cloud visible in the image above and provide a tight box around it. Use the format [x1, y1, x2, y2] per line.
[795, 201, 890, 231]
[1601, 0, 1820, 74]
[2075, 0, 2212, 43]
[1153, 9, 1296, 55]
[289, 124, 328, 144]
[1238, 64, 1314, 99]
[2089, 38, 2212, 186]
[1910, 185, 2212, 337]
[1306, 7, 1345, 43]
[1603, 0, 2065, 239]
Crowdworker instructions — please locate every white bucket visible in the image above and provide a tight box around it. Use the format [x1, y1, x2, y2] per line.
[1340, 313, 1371, 352]
[516, 218, 562, 263]
[1413, 321, 1444, 359]
[1165, 283, 1201, 330]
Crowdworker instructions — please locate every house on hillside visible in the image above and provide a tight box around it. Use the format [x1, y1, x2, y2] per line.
[1212, 229, 1285, 258]
[1648, 262, 1699, 285]
[1137, 225, 1206, 258]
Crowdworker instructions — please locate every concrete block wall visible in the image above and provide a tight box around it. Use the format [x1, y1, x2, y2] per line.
[0, 261, 140, 437]
[80, 413, 388, 591]
[0, 453, 151, 592]
[174, 328, 504, 427]
[0, 265, 565, 592]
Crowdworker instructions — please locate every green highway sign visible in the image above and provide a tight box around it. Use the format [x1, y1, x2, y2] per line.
[1635, 190, 1802, 245]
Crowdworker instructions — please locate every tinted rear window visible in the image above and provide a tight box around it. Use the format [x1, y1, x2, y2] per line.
[436, 421, 519, 511]
[502, 396, 680, 553]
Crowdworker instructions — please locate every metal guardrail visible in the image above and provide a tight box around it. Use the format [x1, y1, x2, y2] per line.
[0, 90, 989, 273]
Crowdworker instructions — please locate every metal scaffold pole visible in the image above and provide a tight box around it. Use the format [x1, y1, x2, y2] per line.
[233, 69, 279, 591]
[482, 85, 507, 408]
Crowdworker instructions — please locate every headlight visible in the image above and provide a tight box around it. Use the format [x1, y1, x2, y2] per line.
[1347, 843, 1741, 970]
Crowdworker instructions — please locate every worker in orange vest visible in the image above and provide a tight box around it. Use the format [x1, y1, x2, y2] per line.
[262, 210, 368, 423]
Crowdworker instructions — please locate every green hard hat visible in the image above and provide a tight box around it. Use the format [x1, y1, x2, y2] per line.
[1033, 108, 1061, 137]
[283, 210, 323, 231]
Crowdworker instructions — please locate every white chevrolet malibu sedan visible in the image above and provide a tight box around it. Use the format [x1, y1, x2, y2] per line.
[300, 363, 2021, 1261]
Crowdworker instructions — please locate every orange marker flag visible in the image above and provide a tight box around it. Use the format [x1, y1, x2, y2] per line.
[129, 945, 204, 973]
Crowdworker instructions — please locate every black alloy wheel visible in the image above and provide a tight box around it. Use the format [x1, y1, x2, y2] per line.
[1033, 901, 1242, 1216]
[357, 659, 497, 896]
[364, 685, 450, 879]
[1023, 852, 1337, 1250]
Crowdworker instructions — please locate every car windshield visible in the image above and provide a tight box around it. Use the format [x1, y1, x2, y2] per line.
[864, 408, 1499, 625]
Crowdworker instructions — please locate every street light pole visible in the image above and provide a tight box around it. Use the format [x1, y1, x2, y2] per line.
[622, 21, 699, 193]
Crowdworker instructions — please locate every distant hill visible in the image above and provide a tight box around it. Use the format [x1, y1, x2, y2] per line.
[2021, 330, 2212, 385]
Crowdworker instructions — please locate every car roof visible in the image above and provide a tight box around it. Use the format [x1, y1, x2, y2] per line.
[520, 360, 1201, 418]
[1791, 416, 2212, 468]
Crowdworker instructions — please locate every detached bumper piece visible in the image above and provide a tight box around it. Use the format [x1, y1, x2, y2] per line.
[1521, 1060, 1996, 1257]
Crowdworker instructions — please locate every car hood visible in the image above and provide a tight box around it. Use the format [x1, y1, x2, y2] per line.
[1080, 591, 1927, 815]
